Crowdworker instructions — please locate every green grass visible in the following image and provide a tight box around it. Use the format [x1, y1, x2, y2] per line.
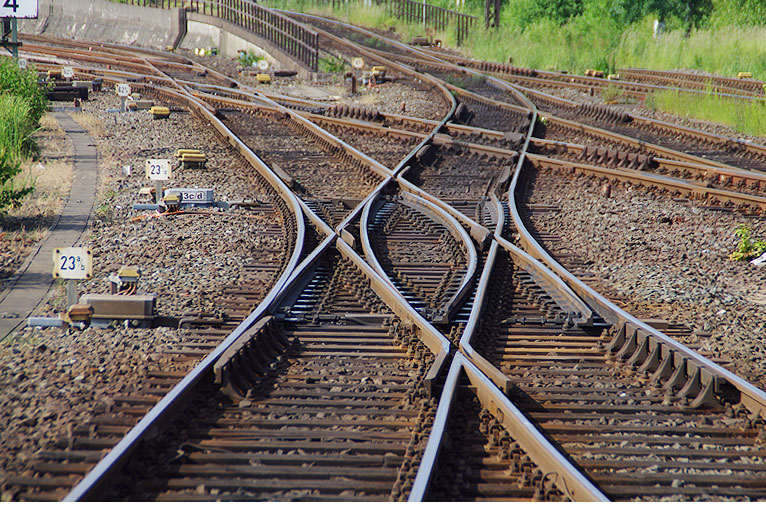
[646, 88, 766, 137]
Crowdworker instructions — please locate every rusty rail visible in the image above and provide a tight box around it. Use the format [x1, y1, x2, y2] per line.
[118, 0, 320, 70]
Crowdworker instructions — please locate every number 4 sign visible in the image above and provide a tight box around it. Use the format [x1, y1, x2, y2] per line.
[1, 0, 39, 18]
[52, 247, 93, 280]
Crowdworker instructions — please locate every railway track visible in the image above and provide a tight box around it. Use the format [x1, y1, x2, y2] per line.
[5, 11, 766, 502]
[95, 253, 439, 501]
[619, 67, 765, 98]
[528, 93, 766, 174]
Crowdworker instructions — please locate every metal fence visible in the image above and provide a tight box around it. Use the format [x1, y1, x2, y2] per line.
[121, 0, 319, 71]
[313, 0, 476, 46]
[383, 0, 476, 46]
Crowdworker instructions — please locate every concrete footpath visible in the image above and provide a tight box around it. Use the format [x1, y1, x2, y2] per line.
[0, 112, 98, 341]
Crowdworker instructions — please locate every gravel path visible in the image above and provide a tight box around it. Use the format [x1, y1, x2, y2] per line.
[0, 90, 290, 495]
[520, 165, 766, 390]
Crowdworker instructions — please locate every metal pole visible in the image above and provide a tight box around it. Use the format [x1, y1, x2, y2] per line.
[67, 280, 78, 308]
[10, 18, 17, 58]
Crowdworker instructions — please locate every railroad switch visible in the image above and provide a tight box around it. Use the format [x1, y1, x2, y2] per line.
[738, 72, 753, 79]
[584, 69, 604, 78]
[256, 73, 271, 84]
[108, 266, 141, 295]
[149, 106, 171, 120]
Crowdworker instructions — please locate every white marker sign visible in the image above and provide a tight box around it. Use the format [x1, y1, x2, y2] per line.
[258, 60, 269, 71]
[62, 66, 74, 79]
[17, 58, 27, 69]
[53, 247, 92, 280]
[116, 83, 131, 98]
[352, 57, 364, 69]
[146, 159, 171, 181]
[0, 0, 38, 18]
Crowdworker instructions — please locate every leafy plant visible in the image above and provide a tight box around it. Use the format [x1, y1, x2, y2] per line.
[729, 223, 766, 261]
[318, 55, 346, 73]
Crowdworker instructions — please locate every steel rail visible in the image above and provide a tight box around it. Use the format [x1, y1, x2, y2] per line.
[421, 51, 766, 103]
[19, 31, 188, 62]
[619, 67, 765, 95]
[522, 85, 766, 170]
[458, 241, 516, 392]
[399, 191, 478, 322]
[335, 237, 452, 365]
[629, 113, 766, 160]
[396, 177, 490, 246]
[409, 352, 609, 502]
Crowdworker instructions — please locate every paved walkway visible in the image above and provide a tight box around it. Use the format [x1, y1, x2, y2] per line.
[0, 112, 98, 341]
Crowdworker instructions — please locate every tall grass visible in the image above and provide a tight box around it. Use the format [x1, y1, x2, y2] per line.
[646, 88, 766, 137]
[616, 22, 766, 81]
[0, 58, 45, 212]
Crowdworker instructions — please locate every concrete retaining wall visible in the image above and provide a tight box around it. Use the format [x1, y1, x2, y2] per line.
[20, 0, 178, 49]
[18, 0, 305, 73]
